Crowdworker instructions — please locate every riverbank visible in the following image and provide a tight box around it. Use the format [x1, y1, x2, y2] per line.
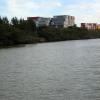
[1, 16, 100, 48]
[0, 37, 100, 49]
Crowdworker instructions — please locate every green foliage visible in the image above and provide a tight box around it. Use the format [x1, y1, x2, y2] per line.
[37, 26, 100, 41]
[0, 16, 100, 47]
[11, 17, 19, 26]
[0, 16, 40, 46]
[2, 17, 9, 24]
[0, 16, 3, 24]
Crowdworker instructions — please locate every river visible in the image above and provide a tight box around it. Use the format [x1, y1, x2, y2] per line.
[0, 39, 100, 100]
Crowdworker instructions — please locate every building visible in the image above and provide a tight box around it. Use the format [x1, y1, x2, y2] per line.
[27, 15, 75, 28]
[27, 17, 39, 21]
[81, 23, 97, 30]
[37, 17, 51, 27]
[27, 17, 51, 27]
[96, 24, 100, 30]
[50, 15, 75, 28]
[27, 17, 40, 27]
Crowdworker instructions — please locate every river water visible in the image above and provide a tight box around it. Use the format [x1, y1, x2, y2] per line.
[0, 39, 100, 100]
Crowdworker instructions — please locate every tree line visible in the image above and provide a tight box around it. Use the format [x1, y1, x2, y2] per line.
[0, 16, 41, 47]
[0, 16, 100, 47]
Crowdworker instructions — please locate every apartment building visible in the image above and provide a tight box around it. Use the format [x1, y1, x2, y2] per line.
[81, 23, 97, 30]
[96, 24, 100, 29]
[50, 15, 75, 28]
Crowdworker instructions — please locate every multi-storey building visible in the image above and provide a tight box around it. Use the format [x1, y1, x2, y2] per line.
[96, 24, 100, 29]
[37, 17, 51, 27]
[27, 17, 51, 27]
[28, 15, 75, 28]
[81, 23, 97, 30]
[50, 15, 75, 28]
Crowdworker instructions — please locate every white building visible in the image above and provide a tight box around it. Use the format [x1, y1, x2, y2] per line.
[50, 15, 75, 28]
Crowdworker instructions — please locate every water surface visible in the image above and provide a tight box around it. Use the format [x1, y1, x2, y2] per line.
[0, 39, 100, 100]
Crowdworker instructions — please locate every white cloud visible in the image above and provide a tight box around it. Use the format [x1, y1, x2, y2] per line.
[4, 0, 100, 25]
[62, 0, 100, 25]
[7, 0, 62, 18]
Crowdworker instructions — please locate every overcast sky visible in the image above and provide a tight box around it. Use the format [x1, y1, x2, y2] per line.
[0, 0, 100, 25]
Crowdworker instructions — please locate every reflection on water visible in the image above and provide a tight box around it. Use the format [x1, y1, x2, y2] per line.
[0, 39, 100, 100]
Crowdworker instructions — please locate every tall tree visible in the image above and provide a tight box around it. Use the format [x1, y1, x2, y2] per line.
[0, 16, 3, 24]
[11, 17, 19, 26]
[2, 17, 9, 24]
